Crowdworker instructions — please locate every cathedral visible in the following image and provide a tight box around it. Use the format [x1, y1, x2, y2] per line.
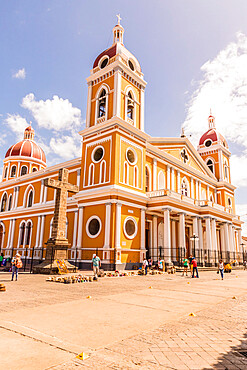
[0, 19, 243, 269]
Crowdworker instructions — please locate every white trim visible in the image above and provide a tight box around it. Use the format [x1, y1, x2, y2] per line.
[94, 83, 110, 125]
[126, 147, 137, 166]
[206, 157, 215, 175]
[158, 170, 165, 190]
[99, 160, 106, 184]
[23, 184, 35, 208]
[113, 68, 121, 117]
[145, 164, 151, 192]
[124, 86, 136, 127]
[123, 216, 138, 239]
[86, 215, 102, 238]
[98, 55, 109, 69]
[0, 191, 8, 212]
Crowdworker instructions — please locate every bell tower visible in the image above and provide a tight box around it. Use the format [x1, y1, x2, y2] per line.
[85, 16, 147, 131]
[198, 112, 231, 183]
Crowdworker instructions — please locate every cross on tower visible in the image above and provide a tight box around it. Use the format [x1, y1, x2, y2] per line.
[116, 14, 121, 25]
[181, 148, 189, 164]
[44, 168, 79, 241]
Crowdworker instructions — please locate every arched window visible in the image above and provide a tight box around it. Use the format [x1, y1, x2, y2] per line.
[25, 221, 32, 246]
[206, 159, 214, 174]
[133, 165, 138, 188]
[88, 163, 94, 186]
[21, 166, 28, 176]
[123, 162, 129, 184]
[8, 194, 12, 211]
[27, 190, 33, 207]
[181, 178, 188, 196]
[145, 166, 150, 192]
[158, 171, 165, 190]
[32, 167, 38, 172]
[98, 89, 106, 118]
[10, 165, 16, 177]
[19, 222, 25, 246]
[224, 161, 229, 181]
[100, 160, 106, 183]
[127, 92, 134, 121]
[228, 198, 232, 208]
[1, 193, 7, 212]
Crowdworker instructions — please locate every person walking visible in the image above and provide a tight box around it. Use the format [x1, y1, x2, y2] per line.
[11, 253, 22, 281]
[91, 253, 101, 278]
[192, 257, 199, 278]
[189, 255, 193, 275]
[0, 252, 4, 266]
[142, 258, 148, 275]
[218, 259, 224, 280]
[182, 257, 189, 276]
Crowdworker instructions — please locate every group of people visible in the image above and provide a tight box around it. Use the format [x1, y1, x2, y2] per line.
[182, 256, 199, 278]
[182, 255, 225, 280]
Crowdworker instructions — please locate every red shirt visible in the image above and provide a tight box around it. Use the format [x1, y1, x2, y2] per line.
[192, 259, 197, 267]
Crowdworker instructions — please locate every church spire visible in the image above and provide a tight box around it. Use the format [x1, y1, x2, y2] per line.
[113, 14, 124, 44]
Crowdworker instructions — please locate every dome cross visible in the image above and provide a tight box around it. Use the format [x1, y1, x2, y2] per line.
[116, 14, 122, 25]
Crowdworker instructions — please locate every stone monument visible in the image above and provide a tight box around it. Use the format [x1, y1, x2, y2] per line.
[33, 168, 79, 274]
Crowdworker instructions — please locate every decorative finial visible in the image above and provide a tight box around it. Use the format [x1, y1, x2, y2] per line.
[30, 121, 32, 126]
[181, 127, 186, 138]
[116, 14, 121, 25]
[210, 108, 212, 115]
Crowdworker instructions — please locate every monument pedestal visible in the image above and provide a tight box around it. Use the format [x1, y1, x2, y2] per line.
[33, 238, 77, 274]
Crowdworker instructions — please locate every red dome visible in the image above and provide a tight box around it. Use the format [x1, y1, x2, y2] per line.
[5, 140, 46, 163]
[93, 44, 117, 69]
[199, 128, 228, 148]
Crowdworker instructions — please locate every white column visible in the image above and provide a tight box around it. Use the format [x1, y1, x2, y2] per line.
[115, 202, 122, 248]
[153, 159, 157, 190]
[6, 162, 10, 180]
[223, 222, 230, 253]
[162, 208, 171, 263]
[207, 186, 210, 200]
[140, 86, 145, 131]
[191, 177, 194, 199]
[40, 180, 44, 204]
[7, 220, 12, 248]
[14, 186, 20, 208]
[171, 167, 175, 191]
[220, 224, 225, 253]
[140, 208, 146, 250]
[17, 161, 21, 177]
[219, 150, 224, 181]
[198, 181, 202, 200]
[153, 215, 158, 260]
[237, 228, 242, 254]
[179, 213, 186, 254]
[211, 218, 218, 262]
[72, 210, 78, 248]
[43, 185, 48, 203]
[35, 216, 41, 248]
[104, 203, 111, 248]
[171, 220, 177, 261]
[113, 67, 121, 117]
[76, 206, 84, 248]
[76, 169, 81, 187]
[86, 81, 92, 127]
[10, 219, 16, 250]
[198, 217, 203, 252]
[205, 217, 212, 253]
[177, 170, 180, 193]
[166, 165, 170, 190]
[195, 180, 199, 200]
[39, 215, 45, 248]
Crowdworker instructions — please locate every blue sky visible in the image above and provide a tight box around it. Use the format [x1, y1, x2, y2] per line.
[1, 0, 247, 229]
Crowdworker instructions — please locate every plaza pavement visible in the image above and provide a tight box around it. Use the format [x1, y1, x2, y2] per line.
[0, 269, 247, 369]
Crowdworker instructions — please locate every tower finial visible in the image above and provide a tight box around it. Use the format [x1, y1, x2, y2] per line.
[116, 14, 121, 25]
[208, 110, 215, 129]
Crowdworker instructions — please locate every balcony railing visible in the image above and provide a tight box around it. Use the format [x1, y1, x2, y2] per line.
[146, 188, 234, 214]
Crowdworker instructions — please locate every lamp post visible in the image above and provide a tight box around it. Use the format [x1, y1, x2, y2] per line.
[240, 242, 245, 264]
[190, 233, 199, 258]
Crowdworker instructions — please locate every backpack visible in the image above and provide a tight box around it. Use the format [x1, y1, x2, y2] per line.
[16, 259, 23, 269]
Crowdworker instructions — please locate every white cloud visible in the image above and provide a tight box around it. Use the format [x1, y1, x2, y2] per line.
[49, 133, 81, 160]
[12, 68, 26, 79]
[4, 114, 28, 140]
[21, 93, 82, 131]
[183, 32, 247, 187]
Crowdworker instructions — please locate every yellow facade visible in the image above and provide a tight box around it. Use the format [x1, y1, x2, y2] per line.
[0, 21, 243, 269]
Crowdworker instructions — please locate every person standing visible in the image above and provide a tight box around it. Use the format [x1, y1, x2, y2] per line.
[142, 258, 148, 275]
[158, 257, 164, 272]
[148, 258, 153, 269]
[0, 252, 4, 266]
[91, 254, 101, 278]
[11, 253, 22, 281]
[218, 259, 224, 280]
[189, 255, 193, 276]
[192, 257, 199, 278]
[243, 260, 247, 270]
[182, 257, 189, 276]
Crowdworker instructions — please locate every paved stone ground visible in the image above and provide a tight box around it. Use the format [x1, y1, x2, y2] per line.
[1, 270, 247, 369]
